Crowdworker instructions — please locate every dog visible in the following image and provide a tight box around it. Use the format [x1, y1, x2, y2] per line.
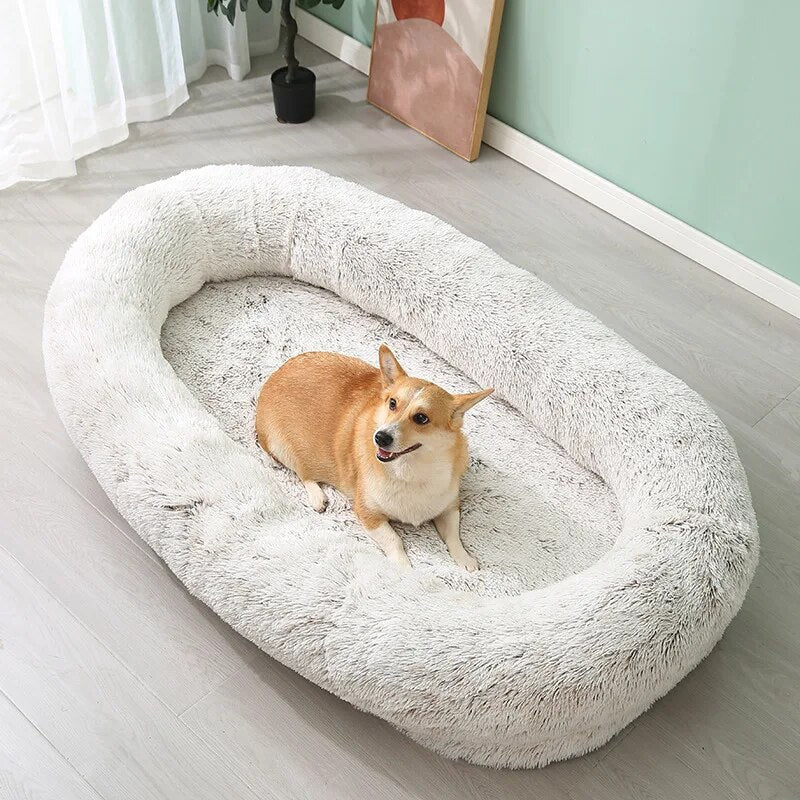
[256, 345, 493, 569]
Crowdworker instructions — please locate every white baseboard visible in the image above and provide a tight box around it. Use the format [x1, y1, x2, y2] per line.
[480, 117, 800, 319]
[296, 10, 800, 320]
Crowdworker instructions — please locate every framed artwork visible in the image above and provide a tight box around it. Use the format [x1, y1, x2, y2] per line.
[367, 0, 506, 161]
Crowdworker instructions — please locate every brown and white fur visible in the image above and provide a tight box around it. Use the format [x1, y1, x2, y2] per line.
[256, 345, 493, 569]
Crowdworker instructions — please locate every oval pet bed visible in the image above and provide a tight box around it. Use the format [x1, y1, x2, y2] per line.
[43, 165, 758, 769]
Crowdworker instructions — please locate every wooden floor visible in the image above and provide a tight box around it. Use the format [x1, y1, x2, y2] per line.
[2, 41, 799, 800]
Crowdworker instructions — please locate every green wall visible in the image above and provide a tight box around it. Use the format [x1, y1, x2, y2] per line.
[309, 1, 800, 286]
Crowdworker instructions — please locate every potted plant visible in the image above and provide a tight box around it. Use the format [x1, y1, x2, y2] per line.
[208, 0, 346, 124]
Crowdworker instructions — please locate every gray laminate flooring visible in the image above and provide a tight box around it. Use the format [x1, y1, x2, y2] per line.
[1, 40, 799, 800]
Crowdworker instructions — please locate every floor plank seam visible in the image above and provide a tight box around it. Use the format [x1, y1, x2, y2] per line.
[176, 635, 308, 717]
[175, 693, 280, 800]
[0, 646, 110, 800]
[18, 434, 162, 566]
[591, 720, 641, 767]
[175, 649, 264, 719]
[2, 539, 279, 799]
[751, 382, 800, 429]
[0, 540, 193, 717]
[750, 400, 787, 429]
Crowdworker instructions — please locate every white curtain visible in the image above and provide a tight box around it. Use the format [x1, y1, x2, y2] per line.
[0, 0, 280, 190]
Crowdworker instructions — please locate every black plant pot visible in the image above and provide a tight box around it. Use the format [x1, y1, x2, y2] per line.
[271, 66, 316, 124]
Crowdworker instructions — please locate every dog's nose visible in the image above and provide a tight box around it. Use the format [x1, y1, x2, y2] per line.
[374, 430, 393, 448]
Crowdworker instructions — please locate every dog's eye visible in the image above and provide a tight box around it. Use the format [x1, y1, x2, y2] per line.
[389, 398, 397, 410]
[413, 412, 429, 425]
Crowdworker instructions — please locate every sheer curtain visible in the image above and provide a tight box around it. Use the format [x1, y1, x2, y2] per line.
[1, 0, 280, 190]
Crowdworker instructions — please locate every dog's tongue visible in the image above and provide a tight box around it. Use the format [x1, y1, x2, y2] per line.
[377, 447, 394, 459]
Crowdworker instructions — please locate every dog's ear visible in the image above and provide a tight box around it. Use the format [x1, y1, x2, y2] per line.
[378, 344, 407, 386]
[451, 387, 494, 422]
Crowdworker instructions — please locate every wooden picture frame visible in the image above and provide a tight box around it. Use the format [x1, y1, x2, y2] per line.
[367, 0, 506, 162]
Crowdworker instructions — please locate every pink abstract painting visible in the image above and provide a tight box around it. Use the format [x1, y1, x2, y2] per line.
[367, 0, 505, 161]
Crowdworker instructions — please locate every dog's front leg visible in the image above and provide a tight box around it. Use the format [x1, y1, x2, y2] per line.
[355, 503, 411, 568]
[366, 521, 411, 568]
[434, 505, 479, 572]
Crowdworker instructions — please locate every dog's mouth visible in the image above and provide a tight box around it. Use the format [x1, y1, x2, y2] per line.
[376, 443, 421, 462]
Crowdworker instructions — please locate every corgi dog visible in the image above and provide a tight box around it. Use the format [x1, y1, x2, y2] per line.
[256, 345, 493, 569]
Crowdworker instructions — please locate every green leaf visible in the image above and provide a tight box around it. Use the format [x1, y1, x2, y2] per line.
[297, 0, 321, 8]
[224, 0, 237, 23]
[256, 0, 272, 12]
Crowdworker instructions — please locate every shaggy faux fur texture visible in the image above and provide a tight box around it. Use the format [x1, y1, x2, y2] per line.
[162, 276, 621, 596]
[43, 165, 758, 768]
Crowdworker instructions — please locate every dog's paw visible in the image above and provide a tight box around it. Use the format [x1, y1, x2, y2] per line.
[304, 482, 328, 513]
[455, 552, 479, 572]
[311, 497, 328, 513]
[389, 551, 412, 569]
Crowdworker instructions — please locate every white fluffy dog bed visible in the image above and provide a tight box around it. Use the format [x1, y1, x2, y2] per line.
[43, 166, 758, 768]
